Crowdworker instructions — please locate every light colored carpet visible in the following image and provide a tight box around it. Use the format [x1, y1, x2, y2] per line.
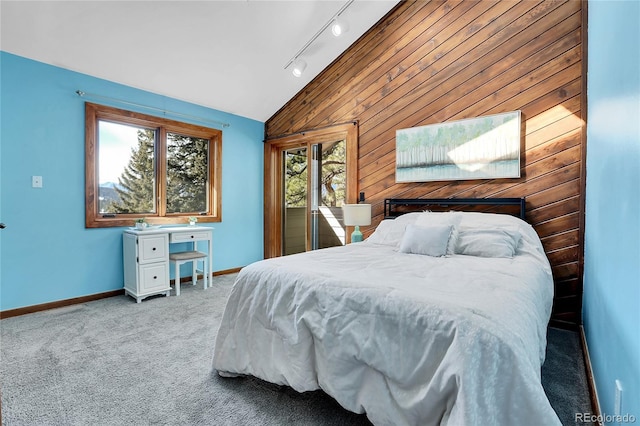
[1, 274, 368, 426]
[1, 273, 591, 425]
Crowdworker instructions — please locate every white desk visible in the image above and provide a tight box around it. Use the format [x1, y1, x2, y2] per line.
[123, 226, 213, 303]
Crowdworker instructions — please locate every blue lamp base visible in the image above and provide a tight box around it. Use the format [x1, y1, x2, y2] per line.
[351, 226, 363, 243]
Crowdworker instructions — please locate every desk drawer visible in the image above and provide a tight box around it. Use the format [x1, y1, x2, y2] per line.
[170, 231, 210, 243]
[139, 234, 168, 263]
[140, 263, 169, 293]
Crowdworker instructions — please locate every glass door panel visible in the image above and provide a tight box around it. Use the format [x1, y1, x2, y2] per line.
[310, 144, 321, 250]
[283, 148, 308, 255]
[317, 140, 346, 249]
[282, 139, 347, 255]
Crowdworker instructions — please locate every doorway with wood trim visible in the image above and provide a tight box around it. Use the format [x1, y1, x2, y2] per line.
[264, 122, 358, 258]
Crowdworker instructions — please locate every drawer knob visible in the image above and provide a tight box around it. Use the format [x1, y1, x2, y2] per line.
[152, 247, 156, 251]
[153, 276, 157, 279]
[190, 235, 194, 239]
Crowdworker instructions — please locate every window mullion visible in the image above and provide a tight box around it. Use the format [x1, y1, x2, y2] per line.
[157, 127, 167, 216]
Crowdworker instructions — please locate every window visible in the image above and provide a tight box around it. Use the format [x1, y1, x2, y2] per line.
[85, 102, 222, 228]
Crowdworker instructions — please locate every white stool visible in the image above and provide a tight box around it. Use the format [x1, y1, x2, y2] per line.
[169, 251, 208, 296]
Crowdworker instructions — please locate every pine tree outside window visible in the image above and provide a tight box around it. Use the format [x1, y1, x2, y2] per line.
[85, 102, 222, 228]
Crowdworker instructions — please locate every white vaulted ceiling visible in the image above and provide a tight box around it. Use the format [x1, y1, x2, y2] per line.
[0, 0, 399, 122]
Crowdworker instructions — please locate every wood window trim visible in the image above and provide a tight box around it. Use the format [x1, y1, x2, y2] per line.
[85, 102, 222, 228]
[263, 122, 359, 258]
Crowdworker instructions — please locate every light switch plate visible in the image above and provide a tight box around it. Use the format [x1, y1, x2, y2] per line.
[32, 176, 43, 188]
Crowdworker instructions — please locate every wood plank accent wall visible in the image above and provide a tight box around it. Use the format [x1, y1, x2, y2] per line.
[265, 0, 586, 327]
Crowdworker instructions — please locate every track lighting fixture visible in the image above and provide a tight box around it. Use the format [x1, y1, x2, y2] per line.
[291, 58, 307, 78]
[284, 0, 354, 77]
[331, 17, 349, 37]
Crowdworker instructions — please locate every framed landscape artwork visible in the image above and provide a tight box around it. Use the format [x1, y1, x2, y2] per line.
[396, 111, 521, 183]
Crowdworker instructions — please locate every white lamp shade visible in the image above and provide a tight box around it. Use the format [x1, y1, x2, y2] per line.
[342, 204, 371, 226]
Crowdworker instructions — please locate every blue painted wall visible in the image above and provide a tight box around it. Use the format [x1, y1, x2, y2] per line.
[584, 0, 640, 423]
[0, 52, 264, 311]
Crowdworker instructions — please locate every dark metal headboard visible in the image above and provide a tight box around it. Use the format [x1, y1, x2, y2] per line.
[384, 198, 526, 220]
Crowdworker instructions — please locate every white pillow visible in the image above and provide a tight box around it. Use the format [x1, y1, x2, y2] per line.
[365, 213, 424, 247]
[456, 211, 525, 230]
[455, 227, 521, 258]
[366, 212, 461, 249]
[398, 224, 453, 257]
[366, 219, 405, 246]
[415, 211, 462, 254]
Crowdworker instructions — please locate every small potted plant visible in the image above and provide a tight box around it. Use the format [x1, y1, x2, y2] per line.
[135, 218, 147, 230]
[188, 216, 198, 226]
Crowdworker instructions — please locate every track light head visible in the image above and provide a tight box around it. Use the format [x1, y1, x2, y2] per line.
[331, 17, 349, 37]
[292, 58, 307, 77]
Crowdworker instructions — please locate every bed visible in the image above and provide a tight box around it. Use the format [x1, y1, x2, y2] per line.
[212, 198, 561, 425]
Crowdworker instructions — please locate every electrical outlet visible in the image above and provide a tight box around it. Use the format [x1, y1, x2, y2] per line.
[32, 176, 43, 188]
[615, 379, 623, 417]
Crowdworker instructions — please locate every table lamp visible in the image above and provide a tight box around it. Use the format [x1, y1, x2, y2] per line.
[342, 204, 371, 243]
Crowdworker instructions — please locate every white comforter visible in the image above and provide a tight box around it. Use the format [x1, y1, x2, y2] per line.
[213, 218, 560, 425]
